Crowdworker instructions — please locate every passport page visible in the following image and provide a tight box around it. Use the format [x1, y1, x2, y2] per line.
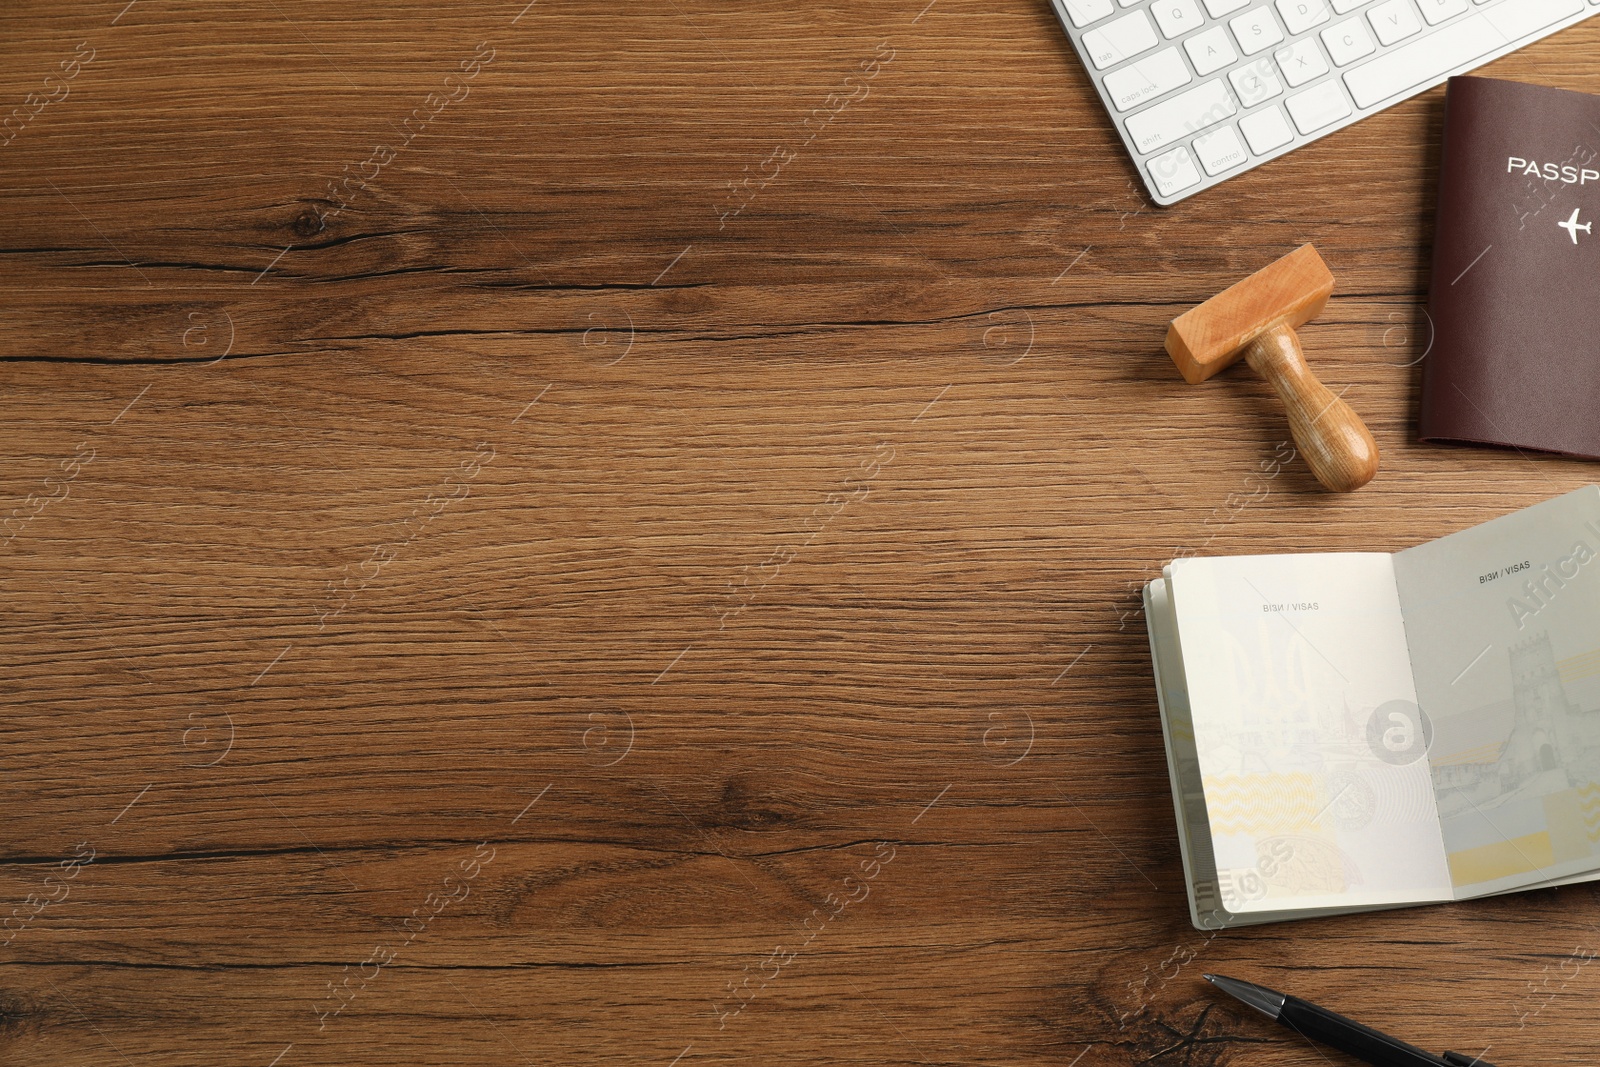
[1169, 553, 1453, 913]
[1395, 486, 1600, 897]
[1145, 575, 1229, 928]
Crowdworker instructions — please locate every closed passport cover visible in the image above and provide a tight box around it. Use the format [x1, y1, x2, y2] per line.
[1421, 76, 1600, 457]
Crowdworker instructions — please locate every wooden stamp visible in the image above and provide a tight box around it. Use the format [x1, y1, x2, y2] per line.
[1166, 243, 1379, 493]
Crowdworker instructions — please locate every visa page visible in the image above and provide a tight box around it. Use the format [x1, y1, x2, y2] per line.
[1394, 486, 1600, 898]
[1169, 553, 1452, 913]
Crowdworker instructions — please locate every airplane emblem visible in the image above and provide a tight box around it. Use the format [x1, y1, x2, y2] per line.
[1559, 208, 1592, 244]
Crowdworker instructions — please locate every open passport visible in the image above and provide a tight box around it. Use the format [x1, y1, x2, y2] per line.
[1144, 487, 1600, 928]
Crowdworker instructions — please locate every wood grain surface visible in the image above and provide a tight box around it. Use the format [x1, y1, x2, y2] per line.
[4, 2, 1600, 1065]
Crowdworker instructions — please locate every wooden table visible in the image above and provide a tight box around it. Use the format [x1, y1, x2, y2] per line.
[4, 3, 1599, 1064]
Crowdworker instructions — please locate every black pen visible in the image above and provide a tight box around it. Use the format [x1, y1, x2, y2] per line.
[1204, 974, 1498, 1067]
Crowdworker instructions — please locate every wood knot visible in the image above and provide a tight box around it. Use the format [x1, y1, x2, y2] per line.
[719, 775, 793, 830]
[292, 208, 326, 238]
[0, 989, 43, 1038]
[1103, 999, 1245, 1066]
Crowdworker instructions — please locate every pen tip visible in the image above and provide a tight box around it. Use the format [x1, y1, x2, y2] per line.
[1202, 974, 1218, 984]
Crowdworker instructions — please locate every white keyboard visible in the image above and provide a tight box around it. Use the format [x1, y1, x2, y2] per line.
[1051, 0, 1600, 205]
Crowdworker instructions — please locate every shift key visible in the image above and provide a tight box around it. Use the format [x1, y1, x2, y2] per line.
[1125, 79, 1237, 155]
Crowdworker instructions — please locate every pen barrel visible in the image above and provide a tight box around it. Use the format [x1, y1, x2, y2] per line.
[1278, 997, 1449, 1067]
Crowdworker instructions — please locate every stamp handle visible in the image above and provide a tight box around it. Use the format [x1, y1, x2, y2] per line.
[1244, 325, 1379, 493]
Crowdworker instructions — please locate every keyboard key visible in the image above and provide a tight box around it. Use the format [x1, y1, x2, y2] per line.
[1125, 78, 1237, 153]
[1239, 103, 1295, 152]
[1321, 17, 1376, 65]
[1275, 38, 1330, 86]
[1285, 79, 1352, 133]
[1329, 0, 1363, 11]
[1083, 10, 1159, 69]
[1193, 124, 1249, 174]
[1416, 0, 1468, 24]
[1229, 57, 1284, 105]
[1185, 25, 1239, 75]
[1367, 0, 1422, 45]
[1231, 7, 1285, 55]
[1345, 0, 1582, 109]
[1204, 0, 1251, 13]
[1275, 0, 1331, 34]
[1062, 0, 1115, 26]
[1146, 144, 1203, 197]
[1104, 46, 1193, 110]
[1152, 0, 1205, 38]
[1482, 0, 1584, 40]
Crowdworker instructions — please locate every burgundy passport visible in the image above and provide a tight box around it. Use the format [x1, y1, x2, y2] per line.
[1421, 76, 1600, 458]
